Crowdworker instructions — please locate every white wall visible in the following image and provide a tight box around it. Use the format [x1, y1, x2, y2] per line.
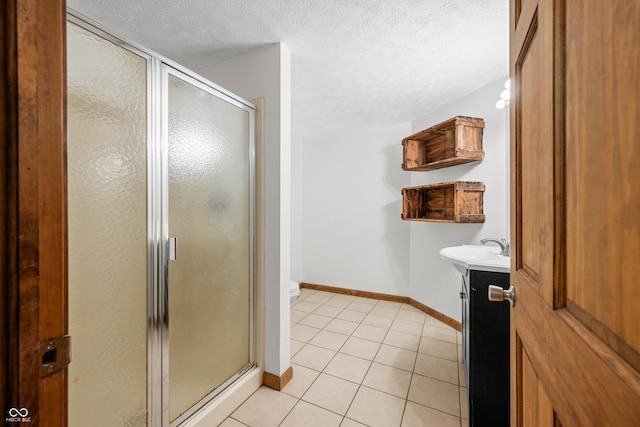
[300, 122, 413, 296]
[409, 77, 510, 321]
[297, 77, 509, 323]
[199, 43, 292, 377]
[290, 130, 303, 282]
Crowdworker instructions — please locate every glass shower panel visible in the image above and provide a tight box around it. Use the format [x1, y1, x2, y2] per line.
[67, 22, 148, 426]
[167, 72, 251, 422]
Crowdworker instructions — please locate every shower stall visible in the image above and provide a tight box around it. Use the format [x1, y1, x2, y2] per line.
[66, 13, 256, 426]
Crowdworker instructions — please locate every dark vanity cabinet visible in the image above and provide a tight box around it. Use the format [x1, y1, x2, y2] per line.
[461, 269, 510, 426]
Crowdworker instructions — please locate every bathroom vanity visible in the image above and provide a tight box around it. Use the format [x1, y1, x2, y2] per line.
[440, 245, 510, 426]
[461, 269, 510, 427]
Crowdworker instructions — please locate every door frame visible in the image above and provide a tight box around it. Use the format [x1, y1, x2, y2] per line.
[1, 0, 68, 425]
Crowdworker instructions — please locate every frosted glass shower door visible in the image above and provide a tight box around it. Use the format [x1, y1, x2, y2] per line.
[67, 22, 148, 426]
[166, 69, 253, 423]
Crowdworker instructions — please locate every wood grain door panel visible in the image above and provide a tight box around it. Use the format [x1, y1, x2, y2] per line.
[564, 0, 640, 363]
[515, 0, 555, 305]
[510, 0, 640, 425]
[521, 346, 555, 427]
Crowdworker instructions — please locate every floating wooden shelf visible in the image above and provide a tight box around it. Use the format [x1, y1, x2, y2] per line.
[402, 116, 485, 171]
[401, 181, 485, 223]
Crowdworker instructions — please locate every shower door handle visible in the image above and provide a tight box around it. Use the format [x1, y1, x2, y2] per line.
[169, 237, 177, 260]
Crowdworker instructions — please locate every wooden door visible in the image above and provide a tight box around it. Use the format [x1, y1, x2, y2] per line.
[1, 0, 68, 425]
[510, 0, 640, 425]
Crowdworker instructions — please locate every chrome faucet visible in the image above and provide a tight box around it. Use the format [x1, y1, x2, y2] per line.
[480, 238, 510, 256]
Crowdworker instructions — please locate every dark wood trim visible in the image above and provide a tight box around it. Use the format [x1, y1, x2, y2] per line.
[408, 298, 461, 332]
[300, 282, 409, 304]
[1, 0, 19, 415]
[551, 0, 566, 311]
[2, 0, 67, 424]
[300, 282, 462, 332]
[262, 366, 293, 391]
[32, 1, 68, 424]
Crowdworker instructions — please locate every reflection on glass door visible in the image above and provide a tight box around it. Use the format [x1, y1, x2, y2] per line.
[166, 69, 253, 423]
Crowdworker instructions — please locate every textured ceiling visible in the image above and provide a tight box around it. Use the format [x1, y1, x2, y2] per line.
[67, 0, 509, 138]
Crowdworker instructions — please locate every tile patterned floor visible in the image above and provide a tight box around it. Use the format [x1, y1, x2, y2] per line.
[220, 288, 469, 427]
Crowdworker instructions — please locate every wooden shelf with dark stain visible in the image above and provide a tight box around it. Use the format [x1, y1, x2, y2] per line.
[402, 116, 484, 171]
[401, 181, 485, 223]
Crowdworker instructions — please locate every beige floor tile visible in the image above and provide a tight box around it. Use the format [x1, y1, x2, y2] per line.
[280, 400, 343, 427]
[299, 313, 333, 329]
[332, 293, 357, 301]
[306, 294, 334, 305]
[314, 305, 343, 318]
[309, 330, 350, 351]
[291, 324, 321, 343]
[291, 339, 305, 356]
[294, 301, 321, 313]
[355, 296, 379, 304]
[459, 363, 466, 387]
[414, 353, 459, 384]
[324, 352, 372, 384]
[303, 289, 327, 296]
[281, 364, 320, 398]
[291, 344, 337, 371]
[336, 309, 367, 323]
[219, 418, 247, 427]
[325, 298, 352, 309]
[399, 304, 424, 313]
[374, 300, 403, 309]
[283, 290, 467, 427]
[346, 386, 405, 427]
[324, 318, 359, 335]
[292, 296, 308, 305]
[362, 313, 394, 329]
[457, 344, 463, 363]
[374, 344, 417, 372]
[369, 304, 400, 318]
[460, 386, 469, 420]
[340, 336, 382, 360]
[424, 315, 452, 329]
[291, 309, 308, 324]
[347, 301, 375, 313]
[418, 336, 458, 361]
[383, 330, 421, 351]
[352, 324, 388, 342]
[362, 362, 412, 398]
[340, 418, 368, 427]
[401, 401, 461, 427]
[422, 324, 458, 343]
[298, 288, 319, 299]
[391, 318, 424, 336]
[302, 373, 359, 416]
[408, 374, 461, 417]
[396, 308, 426, 323]
[230, 386, 297, 427]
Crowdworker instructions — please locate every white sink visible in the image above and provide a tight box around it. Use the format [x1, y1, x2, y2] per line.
[440, 245, 510, 274]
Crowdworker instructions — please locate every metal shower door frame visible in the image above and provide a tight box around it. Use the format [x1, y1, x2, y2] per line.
[160, 64, 256, 427]
[67, 10, 257, 427]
